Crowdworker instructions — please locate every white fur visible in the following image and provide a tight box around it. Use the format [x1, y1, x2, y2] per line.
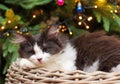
[29, 43, 51, 65]
[83, 60, 99, 73]
[53, 43, 77, 71]
[18, 58, 36, 69]
[111, 64, 120, 72]
[19, 43, 77, 71]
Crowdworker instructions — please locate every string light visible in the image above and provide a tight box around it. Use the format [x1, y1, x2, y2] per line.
[62, 25, 66, 28]
[82, 22, 89, 29]
[14, 26, 18, 29]
[94, 5, 98, 8]
[62, 29, 65, 32]
[58, 25, 62, 28]
[110, 9, 118, 13]
[1, 26, 5, 30]
[79, 16, 83, 20]
[19, 31, 22, 34]
[75, 0, 98, 29]
[69, 31, 73, 35]
[86, 25, 89, 29]
[57, 22, 73, 35]
[17, 30, 20, 34]
[6, 33, 10, 36]
[110, 10, 113, 13]
[114, 10, 118, 13]
[32, 14, 36, 18]
[0, 9, 44, 38]
[78, 21, 82, 25]
[8, 20, 12, 23]
[87, 16, 93, 21]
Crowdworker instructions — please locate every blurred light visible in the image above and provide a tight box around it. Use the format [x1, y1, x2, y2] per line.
[59, 25, 62, 28]
[79, 16, 82, 20]
[33, 15, 36, 18]
[26, 32, 30, 35]
[113, 16, 115, 18]
[62, 29, 65, 32]
[62, 25, 66, 28]
[6, 33, 10, 36]
[8, 20, 11, 23]
[69, 31, 73, 35]
[94, 5, 98, 8]
[110, 10, 113, 13]
[19, 31, 22, 34]
[1, 26, 5, 30]
[14, 26, 18, 29]
[114, 10, 118, 13]
[98, 0, 106, 3]
[17, 30, 20, 33]
[78, 22, 82, 25]
[86, 25, 89, 29]
[87, 16, 93, 21]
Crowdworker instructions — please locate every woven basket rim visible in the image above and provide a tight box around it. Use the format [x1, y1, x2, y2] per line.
[5, 59, 120, 84]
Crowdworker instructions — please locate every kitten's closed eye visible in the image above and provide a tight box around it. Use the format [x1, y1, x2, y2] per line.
[43, 47, 58, 54]
[43, 47, 51, 53]
[23, 43, 32, 52]
[42, 41, 62, 54]
[20, 42, 35, 58]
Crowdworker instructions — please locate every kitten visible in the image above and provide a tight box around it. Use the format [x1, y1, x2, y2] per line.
[12, 25, 120, 72]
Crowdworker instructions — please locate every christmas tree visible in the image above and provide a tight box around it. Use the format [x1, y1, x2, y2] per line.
[0, 0, 120, 83]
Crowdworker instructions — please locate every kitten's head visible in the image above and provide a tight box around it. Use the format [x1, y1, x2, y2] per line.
[12, 25, 69, 65]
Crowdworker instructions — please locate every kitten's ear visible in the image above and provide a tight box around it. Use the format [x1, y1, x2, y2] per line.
[47, 25, 59, 36]
[11, 33, 27, 44]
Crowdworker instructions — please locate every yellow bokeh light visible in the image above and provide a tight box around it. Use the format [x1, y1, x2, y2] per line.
[79, 16, 82, 20]
[62, 25, 66, 28]
[87, 16, 93, 21]
[17, 30, 20, 33]
[78, 22, 82, 25]
[1, 26, 5, 30]
[62, 29, 65, 32]
[114, 10, 118, 13]
[110, 10, 113, 13]
[94, 5, 98, 8]
[69, 32, 73, 35]
[59, 25, 62, 28]
[6, 33, 10, 36]
[8, 20, 11, 23]
[14, 26, 18, 29]
[26, 32, 30, 35]
[33, 15, 36, 18]
[19, 32, 22, 34]
[98, 0, 106, 3]
[86, 26, 89, 29]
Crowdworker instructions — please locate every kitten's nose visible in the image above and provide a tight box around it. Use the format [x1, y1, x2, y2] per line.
[37, 58, 42, 62]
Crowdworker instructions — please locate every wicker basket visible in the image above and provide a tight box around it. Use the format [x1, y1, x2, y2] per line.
[5, 60, 120, 84]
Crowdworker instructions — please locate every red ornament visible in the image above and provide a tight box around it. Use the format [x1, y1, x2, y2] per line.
[57, 0, 64, 6]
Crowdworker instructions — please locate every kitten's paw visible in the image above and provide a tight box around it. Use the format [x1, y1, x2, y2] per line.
[18, 58, 36, 69]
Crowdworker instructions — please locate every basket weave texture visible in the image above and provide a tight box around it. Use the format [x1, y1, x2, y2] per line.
[5, 60, 120, 84]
